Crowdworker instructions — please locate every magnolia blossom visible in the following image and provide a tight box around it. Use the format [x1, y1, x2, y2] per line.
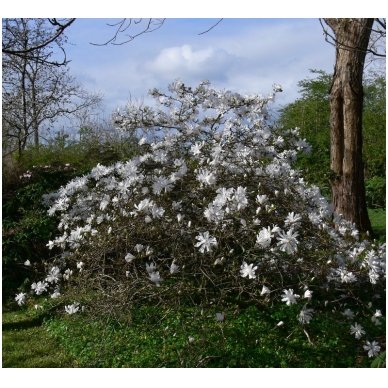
[298, 306, 314, 324]
[134, 244, 144, 253]
[256, 227, 272, 248]
[170, 262, 179, 274]
[240, 261, 258, 279]
[63, 269, 73, 281]
[190, 142, 204, 156]
[281, 289, 300, 306]
[303, 289, 313, 300]
[135, 199, 153, 213]
[51, 289, 61, 299]
[371, 310, 383, 326]
[204, 203, 225, 223]
[277, 229, 299, 254]
[146, 263, 157, 274]
[24, 260, 31, 266]
[46, 266, 61, 284]
[284, 212, 302, 228]
[350, 323, 365, 339]
[46, 240, 55, 250]
[125, 252, 136, 263]
[15, 292, 26, 306]
[256, 194, 268, 205]
[152, 176, 173, 195]
[149, 271, 163, 286]
[215, 312, 225, 322]
[342, 309, 355, 320]
[232, 186, 248, 211]
[65, 302, 80, 315]
[363, 341, 381, 358]
[31, 281, 48, 295]
[195, 231, 217, 253]
[196, 169, 217, 186]
[260, 285, 270, 296]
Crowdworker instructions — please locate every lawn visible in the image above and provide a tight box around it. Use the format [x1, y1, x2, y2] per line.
[369, 208, 386, 242]
[2, 308, 76, 368]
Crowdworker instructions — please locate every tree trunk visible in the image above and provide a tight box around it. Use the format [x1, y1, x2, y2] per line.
[31, 76, 40, 148]
[325, 18, 373, 233]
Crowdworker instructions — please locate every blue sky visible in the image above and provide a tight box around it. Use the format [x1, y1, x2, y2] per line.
[63, 18, 336, 116]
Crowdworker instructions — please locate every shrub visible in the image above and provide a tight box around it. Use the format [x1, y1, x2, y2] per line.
[19, 81, 385, 360]
[365, 176, 386, 209]
[2, 164, 79, 301]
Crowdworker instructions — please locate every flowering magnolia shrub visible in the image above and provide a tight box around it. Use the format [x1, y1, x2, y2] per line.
[19, 81, 385, 358]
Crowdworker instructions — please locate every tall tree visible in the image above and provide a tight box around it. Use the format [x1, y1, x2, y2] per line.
[322, 19, 375, 233]
[2, 19, 101, 157]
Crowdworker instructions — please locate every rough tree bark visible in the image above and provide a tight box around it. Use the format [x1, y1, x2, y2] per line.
[324, 18, 373, 233]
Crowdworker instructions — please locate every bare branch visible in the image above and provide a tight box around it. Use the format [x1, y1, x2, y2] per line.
[198, 18, 224, 35]
[90, 18, 166, 46]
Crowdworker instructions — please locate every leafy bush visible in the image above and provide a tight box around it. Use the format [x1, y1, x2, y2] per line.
[2, 165, 79, 301]
[365, 176, 386, 209]
[18, 81, 385, 361]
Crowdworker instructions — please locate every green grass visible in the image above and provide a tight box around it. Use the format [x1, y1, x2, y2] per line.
[44, 304, 372, 368]
[369, 208, 386, 242]
[2, 297, 384, 368]
[2, 309, 76, 368]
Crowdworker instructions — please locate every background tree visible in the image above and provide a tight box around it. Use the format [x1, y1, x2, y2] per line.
[279, 70, 331, 195]
[321, 18, 385, 233]
[2, 18, 75, 66]
[279, 69, 386, 210]
[2, 19, 101, 158]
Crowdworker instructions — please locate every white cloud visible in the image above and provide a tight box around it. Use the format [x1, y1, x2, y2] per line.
[149, 45, 213, 74]
[147, 44, 236, 82]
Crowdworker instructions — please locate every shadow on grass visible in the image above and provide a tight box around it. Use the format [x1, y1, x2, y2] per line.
[2, 310, 76, 368]
[2, 316, 45, 331]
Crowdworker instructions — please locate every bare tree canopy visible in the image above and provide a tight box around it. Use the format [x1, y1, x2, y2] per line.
[2, 18, 101, 157]
[2, 18, 76, 66]
[320, 18, 386, 58]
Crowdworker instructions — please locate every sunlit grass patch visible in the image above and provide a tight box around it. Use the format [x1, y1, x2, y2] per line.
[2, 309, 76, 368]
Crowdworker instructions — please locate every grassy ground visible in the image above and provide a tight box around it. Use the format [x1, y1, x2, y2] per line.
[3, 303, 374, 368]
[42, 304, 376, 368]
[2, 309, 76, 368]
[369, 208, 386, 242]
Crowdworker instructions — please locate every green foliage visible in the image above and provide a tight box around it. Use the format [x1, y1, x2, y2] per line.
[44, 304, 373, 368]
[371, 351, 386, 368]
[363, 73, 386, 180]
[2, 166, 78, 301]
[365, 176, 386, 209]
[278, 69, 331, 195]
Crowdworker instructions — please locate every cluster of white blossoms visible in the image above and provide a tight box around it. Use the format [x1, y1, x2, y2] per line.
[18, 80, 385, 359]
